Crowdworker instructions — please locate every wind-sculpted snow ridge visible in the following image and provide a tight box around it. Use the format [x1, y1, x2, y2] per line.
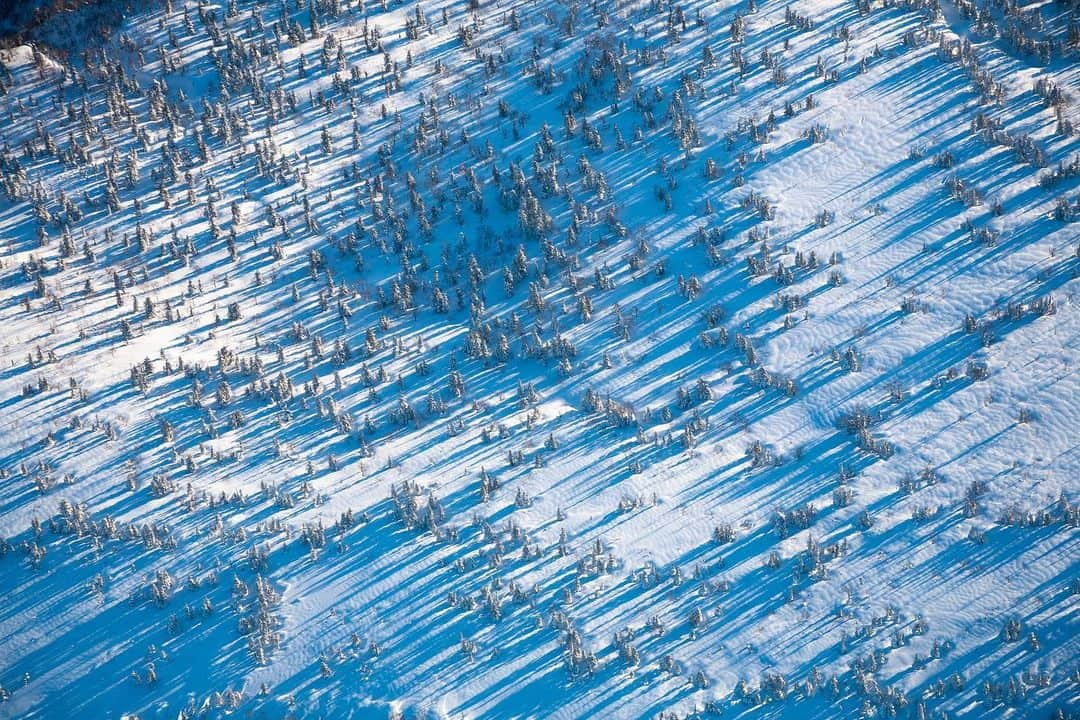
[0, 0, 1077, 718]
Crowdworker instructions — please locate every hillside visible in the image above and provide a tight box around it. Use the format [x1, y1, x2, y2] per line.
[0, 0, 1077, 718]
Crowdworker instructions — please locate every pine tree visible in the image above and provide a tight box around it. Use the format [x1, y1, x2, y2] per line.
[216, 379, 233, 406]
[321, 125, 333, 155]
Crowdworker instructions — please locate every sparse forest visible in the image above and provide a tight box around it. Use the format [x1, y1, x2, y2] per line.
[0, 0, 1076, 717]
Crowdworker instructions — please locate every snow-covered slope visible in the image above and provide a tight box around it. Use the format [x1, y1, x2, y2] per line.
[0, 0, 1077, 717]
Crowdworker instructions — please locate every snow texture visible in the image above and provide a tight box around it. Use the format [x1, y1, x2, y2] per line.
[0, 0, 1077, 717]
